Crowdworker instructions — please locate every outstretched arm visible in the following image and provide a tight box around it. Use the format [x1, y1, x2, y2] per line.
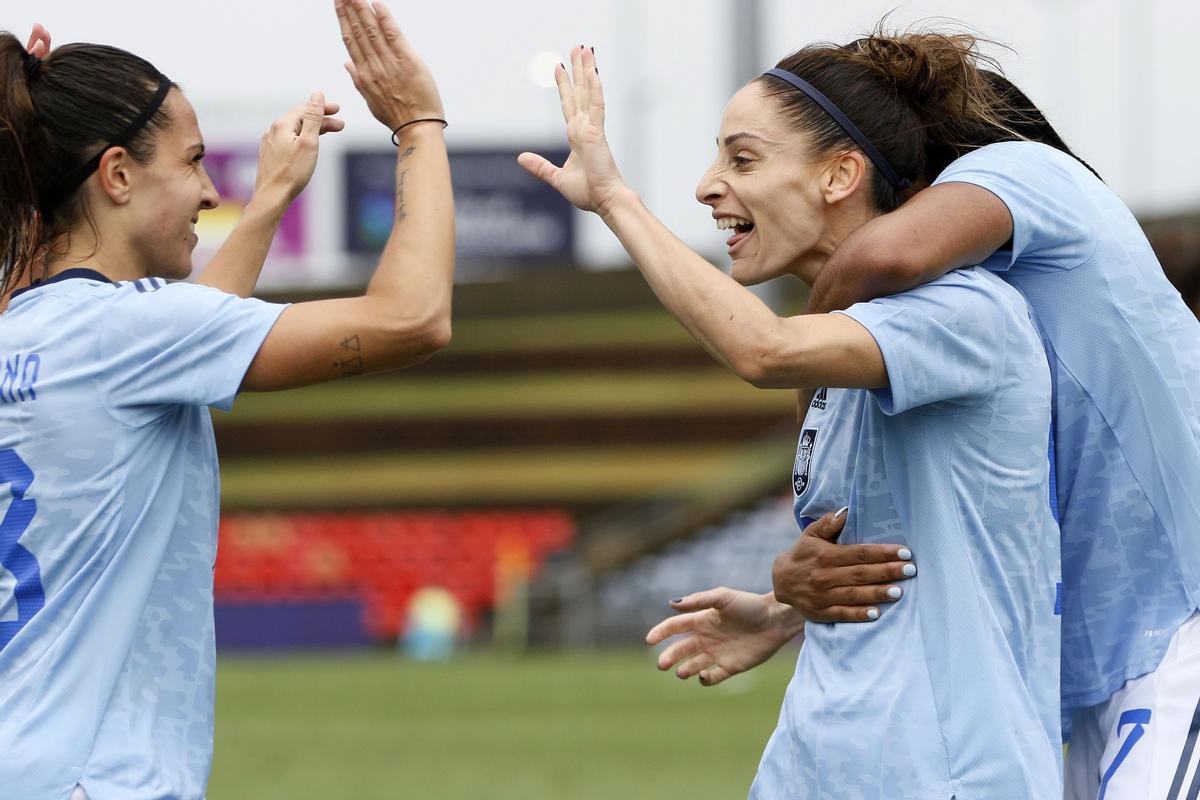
[806, 182, 1013, 314]
[240, 0, 453, 391]
[520, 47, 886, 391]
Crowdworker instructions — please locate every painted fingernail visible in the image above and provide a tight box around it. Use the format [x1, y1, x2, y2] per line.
[898, 548, 912, 560]
[902, 563, 917, 577]
[671, 598, 683, 604]
[591, 46, 595, 53]
[886, 587, 902, 600]
[866, 608, 880, 620]
[836, 506, 849, 518]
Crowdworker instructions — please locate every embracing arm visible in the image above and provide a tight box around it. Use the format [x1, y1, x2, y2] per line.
[806, 182, 1013, 313]
[240, 0, 452, 391]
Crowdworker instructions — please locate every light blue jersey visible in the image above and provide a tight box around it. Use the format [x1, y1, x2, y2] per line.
[751, 269, 1061, 800]
[0, 269, 285, 800]
[936, 142, 1200, 711]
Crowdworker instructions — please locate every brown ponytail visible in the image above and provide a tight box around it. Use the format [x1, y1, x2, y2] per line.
[0, 33, 174, 295]
[759, 24, 1098, 213]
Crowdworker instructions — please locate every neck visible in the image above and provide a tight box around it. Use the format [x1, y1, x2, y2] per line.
[795, 203, 878, 287]
[45, 226, 146, 283]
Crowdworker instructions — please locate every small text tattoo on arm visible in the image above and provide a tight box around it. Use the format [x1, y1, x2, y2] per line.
[396, 169, 409, 222]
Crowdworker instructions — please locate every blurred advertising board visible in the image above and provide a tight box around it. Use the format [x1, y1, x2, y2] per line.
[344, 148, 574, 277]
[193, 147, 310, 287]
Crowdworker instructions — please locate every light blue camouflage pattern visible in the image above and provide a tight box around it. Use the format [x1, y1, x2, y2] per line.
[936, 142, 1200, 711]
[751, 268, 1061, 800]
[0, 270, 285, 800]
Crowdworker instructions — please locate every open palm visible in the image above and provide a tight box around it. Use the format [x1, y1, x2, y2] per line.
[645, 588, 802, 686]
[518, 46, 626, 216]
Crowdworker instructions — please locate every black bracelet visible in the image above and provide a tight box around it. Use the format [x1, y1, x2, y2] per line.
[391, 118, 448, 146]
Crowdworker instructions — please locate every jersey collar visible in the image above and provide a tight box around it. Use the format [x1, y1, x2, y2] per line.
[10, 268, 115, 300]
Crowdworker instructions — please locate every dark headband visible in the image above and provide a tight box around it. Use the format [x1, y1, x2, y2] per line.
[40, 73, 174, 211]
[762, 68, 912, 191]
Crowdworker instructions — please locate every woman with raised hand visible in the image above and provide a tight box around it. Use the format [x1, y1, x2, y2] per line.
[522, 38, 1060, 798]
[776, 57, 1200, 800]
[0, 1, 451, 797]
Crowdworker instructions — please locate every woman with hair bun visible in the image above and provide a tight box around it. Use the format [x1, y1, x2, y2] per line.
[768, 32, 1200, 800]
[0, 2, 453, 798]
[524, 36, 1062, 798]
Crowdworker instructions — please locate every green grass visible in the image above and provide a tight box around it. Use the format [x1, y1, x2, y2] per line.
[210, 650, 796, 800]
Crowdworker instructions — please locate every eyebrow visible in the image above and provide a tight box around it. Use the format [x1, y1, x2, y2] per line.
[720, 131, 776, 147]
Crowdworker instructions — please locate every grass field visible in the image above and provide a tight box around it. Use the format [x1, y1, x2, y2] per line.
[210, 649, 798, 799]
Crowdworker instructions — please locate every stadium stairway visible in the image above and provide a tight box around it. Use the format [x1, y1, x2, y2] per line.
[212, 268, 803, 647]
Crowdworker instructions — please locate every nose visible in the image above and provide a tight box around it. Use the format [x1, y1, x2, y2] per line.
[198, 165, 220, 211]
[695, 161, 725, 207]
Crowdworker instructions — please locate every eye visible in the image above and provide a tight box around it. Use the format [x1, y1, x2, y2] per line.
[731, 154, 753, 168]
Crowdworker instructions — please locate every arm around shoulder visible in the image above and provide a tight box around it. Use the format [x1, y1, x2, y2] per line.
[808, 182, 1013, 313]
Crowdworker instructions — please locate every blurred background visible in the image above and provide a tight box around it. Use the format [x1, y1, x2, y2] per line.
[15, 1, 1200, 797]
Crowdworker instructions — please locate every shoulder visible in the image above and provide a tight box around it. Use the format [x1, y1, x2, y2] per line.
[880, 267, 1025, 320]
[935, 141, 1095, 194]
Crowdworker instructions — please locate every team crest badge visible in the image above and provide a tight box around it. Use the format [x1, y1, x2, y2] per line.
[793, 428, 818, 496]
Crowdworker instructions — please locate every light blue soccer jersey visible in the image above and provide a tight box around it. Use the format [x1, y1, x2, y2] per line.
[0, 269, 285, 800]
[936, 142, 1200, 711]
[751, 268, 1061, 800]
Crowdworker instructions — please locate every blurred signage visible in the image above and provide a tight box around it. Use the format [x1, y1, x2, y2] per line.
[193, 147, 309, 284]
[344, 148, 574, 267]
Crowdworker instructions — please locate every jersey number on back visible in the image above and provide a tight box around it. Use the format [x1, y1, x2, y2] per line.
[0, 449, 44, 651]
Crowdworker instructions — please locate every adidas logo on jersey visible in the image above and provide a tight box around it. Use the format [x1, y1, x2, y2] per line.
[810, 387, 828, 411]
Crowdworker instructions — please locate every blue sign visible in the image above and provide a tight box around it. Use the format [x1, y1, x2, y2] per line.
[344, 148, 574, 268]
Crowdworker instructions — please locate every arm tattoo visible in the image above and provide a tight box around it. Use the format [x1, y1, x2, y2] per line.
[333, 334, 364, 378]
[396, 168, 409, 222]
[397, 145, 415, 163]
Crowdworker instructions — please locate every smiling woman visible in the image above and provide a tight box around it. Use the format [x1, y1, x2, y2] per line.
[0, 2, 453, 798]
[522, 35, 1063, 799]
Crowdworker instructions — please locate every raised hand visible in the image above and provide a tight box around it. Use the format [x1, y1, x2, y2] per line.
[518, 45, 627, 216]
[645, 588, 804, 687]
[335, 0, 444, 131]
[771, 509, 915, 623]
[25, 23, 51, 58]
[254, 93, 345, 203]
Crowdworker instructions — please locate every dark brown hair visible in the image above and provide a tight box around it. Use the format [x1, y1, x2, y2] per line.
[0, 34, 174, 294]
[758, 27, 1097, 213]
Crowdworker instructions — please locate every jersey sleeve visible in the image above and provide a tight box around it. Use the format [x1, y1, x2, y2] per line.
[99, 281, 287, 417]
[932, 141, 1098, 273]
[835, 269, 1008, 415]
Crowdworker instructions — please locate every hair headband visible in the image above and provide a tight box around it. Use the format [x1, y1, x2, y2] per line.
[762, 67, 912, 191]
[40, 73, 174, 211]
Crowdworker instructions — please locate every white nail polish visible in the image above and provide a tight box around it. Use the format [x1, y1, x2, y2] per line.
[898, 548, 912, 561]
[887, 586, 902, 599]
[866, 608, 880, 620]
[836, 506, 849, 518]
[902, 563, 917, 577]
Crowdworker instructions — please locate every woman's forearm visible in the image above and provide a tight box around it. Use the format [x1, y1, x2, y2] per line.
[600, 187, 791, 380]
[194, 190, 288, 298]
[600, 187, 885, 389]
[363, 124, 454, 336]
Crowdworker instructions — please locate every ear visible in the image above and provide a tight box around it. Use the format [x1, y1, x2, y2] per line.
[94, 147, 135, 206]
[820, 150, 867, 205]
